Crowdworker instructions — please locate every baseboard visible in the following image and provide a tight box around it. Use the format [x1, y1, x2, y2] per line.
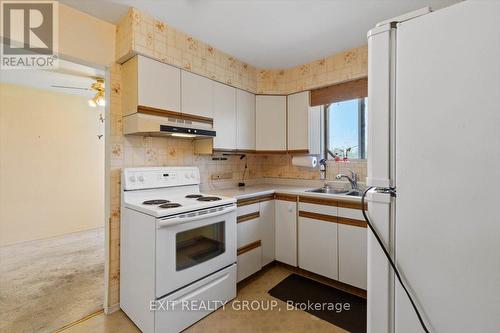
[236, 260, 278, 288]
[105, 303, 120, 314]
[53, 309, 104, 332]
[275, 261, 367, 299]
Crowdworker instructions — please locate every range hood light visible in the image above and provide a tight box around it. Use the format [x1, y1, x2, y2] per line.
[123, 113, 216, 137]
[171, 133, 196, 138]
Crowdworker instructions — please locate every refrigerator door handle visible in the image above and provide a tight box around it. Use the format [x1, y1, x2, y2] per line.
[375, 187, 397, 197]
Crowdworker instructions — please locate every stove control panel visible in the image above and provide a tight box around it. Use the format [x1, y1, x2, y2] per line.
[122, 167, 200, 190]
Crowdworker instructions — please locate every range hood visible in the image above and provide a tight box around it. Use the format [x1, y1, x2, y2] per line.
[123, 112, 216, 138]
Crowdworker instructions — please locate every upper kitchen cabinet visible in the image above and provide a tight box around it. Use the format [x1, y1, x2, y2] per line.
[287, 91, 323, 154]
[181, 71, 214, 120]
[236, 89, 256, 151]
[213, 82, 237, 150]
[121, 55, 181, 116]
[256, 95, 287, 151]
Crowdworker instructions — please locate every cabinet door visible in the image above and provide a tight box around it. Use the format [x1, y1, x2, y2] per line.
[181, 70, 213, 119]
[137, 55, 181, 113]
[338, 224, 367, 289]
[256, 95, 286, 151]
[275, 199, 297, 266]
[308, 105, 323, 155]
[213, 82, 237, 150]
[287, 91, 310, 151]
[298, 217, 338, 279]
[259, 200, 275, 266]
[236, 89, 256, 150]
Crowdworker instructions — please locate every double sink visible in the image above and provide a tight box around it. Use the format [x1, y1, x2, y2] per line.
[306, 187, 362, 197]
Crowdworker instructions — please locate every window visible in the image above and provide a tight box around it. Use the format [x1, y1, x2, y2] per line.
[325, 97, 367, 160]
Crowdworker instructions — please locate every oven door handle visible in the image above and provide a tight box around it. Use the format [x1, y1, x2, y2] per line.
[157, 205, 236, 228]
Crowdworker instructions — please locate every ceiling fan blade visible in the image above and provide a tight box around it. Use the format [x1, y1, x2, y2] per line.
[50, 85, 91, 91]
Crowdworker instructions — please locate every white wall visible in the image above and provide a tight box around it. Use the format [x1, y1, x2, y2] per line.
[0, 83, 105, 246]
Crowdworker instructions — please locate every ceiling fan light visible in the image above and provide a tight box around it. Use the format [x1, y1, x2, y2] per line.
[88, 78, 105, 108]
[88, 98, 97, 107]
[96, 95, 105, 106]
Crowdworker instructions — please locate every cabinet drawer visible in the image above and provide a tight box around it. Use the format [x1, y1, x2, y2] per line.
[155, 264, 236, 332]
[299, 202, 338, 216]
[237, 242, 262, 282]
[237, 215, 260, 248]
[338, 206, 364, 221]
[237, 202, 260, 216]
[337, 206, 367, 229]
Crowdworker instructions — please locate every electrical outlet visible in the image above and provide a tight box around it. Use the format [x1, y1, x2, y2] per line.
[211, 172, 233, 180]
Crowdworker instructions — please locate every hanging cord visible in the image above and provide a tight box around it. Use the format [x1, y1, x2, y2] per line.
[238, 154, 247, 187]
[361, 187, 431, 333]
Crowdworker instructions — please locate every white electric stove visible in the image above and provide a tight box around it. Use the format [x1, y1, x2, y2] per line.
[120, 167, 237, 333]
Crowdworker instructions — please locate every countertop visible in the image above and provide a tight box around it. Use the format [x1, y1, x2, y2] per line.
[206, 184, 363, 202]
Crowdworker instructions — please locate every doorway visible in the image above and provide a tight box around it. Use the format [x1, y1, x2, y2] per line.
[0, 60, 106, 333]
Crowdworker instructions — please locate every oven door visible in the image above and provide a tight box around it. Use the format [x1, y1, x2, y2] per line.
[155, 204, 237, 298]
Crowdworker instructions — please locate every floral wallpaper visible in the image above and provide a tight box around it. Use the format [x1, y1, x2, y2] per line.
[116, 8, 258, 93]
[115, 7, 367, 95]
[256, 46, 368, 94]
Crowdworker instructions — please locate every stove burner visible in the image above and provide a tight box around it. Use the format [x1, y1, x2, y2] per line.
[197, 196, 222, 202]
[143, 199, 169, 205]
[159, 203, 182, 209]
[185, 194, 203, 199]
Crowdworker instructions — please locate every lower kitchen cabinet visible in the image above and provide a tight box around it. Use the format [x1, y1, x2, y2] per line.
[234, 193, 366, 290]
[237, 244, 262, 282]
[298, 216, 338, 280]
[338, 224, 367, 289]
[236, 202, 261, 281]
[259, 199, 275, 266]
[275, 197, 297, 266]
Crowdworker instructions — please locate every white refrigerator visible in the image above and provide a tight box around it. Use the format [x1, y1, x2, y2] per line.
[366, 1, 500, 332]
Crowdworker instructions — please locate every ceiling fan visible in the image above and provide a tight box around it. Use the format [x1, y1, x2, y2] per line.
[50, 77, 105, 107]
[50, 84, 92, 91]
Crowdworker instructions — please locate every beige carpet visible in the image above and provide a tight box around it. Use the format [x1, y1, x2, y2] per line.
[0, 228, 104, 333]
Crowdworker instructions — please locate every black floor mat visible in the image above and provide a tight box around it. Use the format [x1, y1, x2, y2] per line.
[268, 274, 366, 333]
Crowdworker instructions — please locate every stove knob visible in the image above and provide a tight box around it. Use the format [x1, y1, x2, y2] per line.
[190, 173, 196, 179]
[138, 175, 145, 182]
[129, 176, 136, 183]
[184, 173, 189, 179]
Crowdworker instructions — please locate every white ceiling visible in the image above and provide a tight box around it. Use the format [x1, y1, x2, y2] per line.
[60, 0, 461, 68]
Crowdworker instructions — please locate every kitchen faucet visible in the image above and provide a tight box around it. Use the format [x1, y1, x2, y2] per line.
[336, 169, 358, 190]
[319, 159, 327, 180]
